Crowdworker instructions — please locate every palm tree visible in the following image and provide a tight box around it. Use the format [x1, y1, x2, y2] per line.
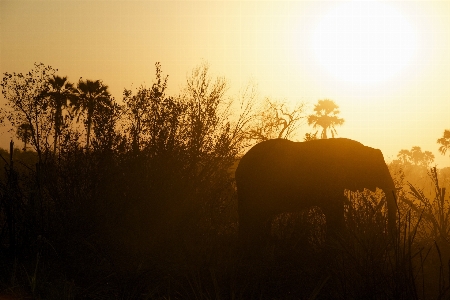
[16, 123, 33, 151]
[72, 79, 112, 149]
[46, 75, 75, 152]
[437, 129, 450, 157]
[307, 99, 344, 139]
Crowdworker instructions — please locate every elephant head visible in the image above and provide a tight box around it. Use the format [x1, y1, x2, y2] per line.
[235, 138, 397, 249]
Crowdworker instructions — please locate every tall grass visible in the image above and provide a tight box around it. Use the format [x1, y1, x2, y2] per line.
[2, 147, 450, 299]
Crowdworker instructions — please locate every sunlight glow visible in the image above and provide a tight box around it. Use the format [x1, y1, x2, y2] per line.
[310, 2, 418, 85]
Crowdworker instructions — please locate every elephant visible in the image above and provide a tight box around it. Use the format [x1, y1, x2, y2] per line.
[235, 138, 397, 249]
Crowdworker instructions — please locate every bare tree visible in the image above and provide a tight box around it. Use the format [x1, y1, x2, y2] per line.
[246, 98, 306, 143]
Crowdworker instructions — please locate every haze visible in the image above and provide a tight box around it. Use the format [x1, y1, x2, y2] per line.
[1, 0, 450, 166]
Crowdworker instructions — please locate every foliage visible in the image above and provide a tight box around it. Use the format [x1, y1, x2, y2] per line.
[2, 62, 450, 299]
[44, 75, 76, 153]
[403, 167, 450, 244]
[91, 101, 125, 154]
[95, 62, 250, 269]
[72, 79, 112, 149]
[396, 146, 435, 168]
[389, 146, 436, 198]
[307, 99, 344, 139]
[122, 62, 179, 153]
[437, 129, 450, 158]
[16, 123, 33, 151]
[1, 63, 57, 161]
[183, 62, 230, 157]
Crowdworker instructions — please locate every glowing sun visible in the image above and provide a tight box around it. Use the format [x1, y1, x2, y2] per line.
[310, 2, 417, 85]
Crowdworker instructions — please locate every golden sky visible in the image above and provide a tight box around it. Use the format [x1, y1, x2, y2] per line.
[1, 1, 450, 166]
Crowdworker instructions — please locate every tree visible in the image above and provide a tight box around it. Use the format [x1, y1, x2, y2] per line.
[1, 63, 56, 162]
[247, 98, 306, 143]
[396, 146, 435, 168]
[16, 123, 33, 151]
[122, 62, 181, 153]
[182, 62, 231, 162]
[72, 79, 112, 149]
[437, 129, 450, 158]
[116, 63, 249, 252]
[391, 146, 436, 198]
[45, 75, 76, 153]
[91, 100, 124, 153]
[122, 85, 150, 153]
[307, 99, 344, 139]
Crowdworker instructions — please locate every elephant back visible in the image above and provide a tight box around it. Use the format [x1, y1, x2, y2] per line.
[235, 138, 390, 196]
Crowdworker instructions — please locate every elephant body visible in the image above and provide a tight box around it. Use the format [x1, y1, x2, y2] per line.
[235, 138, 396, 247]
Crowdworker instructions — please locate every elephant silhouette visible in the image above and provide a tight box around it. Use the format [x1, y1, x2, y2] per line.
[235, 138, 397, 248]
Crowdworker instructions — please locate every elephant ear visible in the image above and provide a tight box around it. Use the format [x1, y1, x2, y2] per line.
[358, 148, 390, 192]
[343, 146, 384, 192]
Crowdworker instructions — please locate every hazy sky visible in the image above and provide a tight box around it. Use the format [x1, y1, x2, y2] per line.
[1, 1, 450, 166]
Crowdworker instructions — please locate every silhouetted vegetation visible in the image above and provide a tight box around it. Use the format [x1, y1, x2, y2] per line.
[1, 62, 450, 299]
[438, 129, 450, 158]
[307, 99, 344, 139]
[245, 98, 306, 142]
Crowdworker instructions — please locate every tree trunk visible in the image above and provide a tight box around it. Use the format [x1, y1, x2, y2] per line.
[86, 115, 91, 150]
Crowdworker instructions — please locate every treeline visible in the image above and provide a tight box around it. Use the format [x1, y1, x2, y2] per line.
[0, 62, 450, 299]
[0, 62, 309, 298]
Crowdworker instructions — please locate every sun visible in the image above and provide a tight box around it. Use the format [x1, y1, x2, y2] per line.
[310, 1, 417, 85]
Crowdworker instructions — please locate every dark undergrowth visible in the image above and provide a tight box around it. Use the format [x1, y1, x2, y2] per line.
[1, 63, 449, 299]
[1, 147, 449, 299]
